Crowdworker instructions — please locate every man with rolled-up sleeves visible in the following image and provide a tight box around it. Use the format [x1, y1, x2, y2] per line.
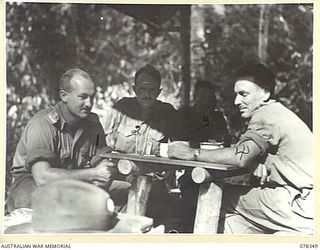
[168, 63, 313, 234]
[7, 68, 130, 213]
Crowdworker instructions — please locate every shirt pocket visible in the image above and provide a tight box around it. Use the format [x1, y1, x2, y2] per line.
[59, 132, 71, 159]
[115, 118, 139, 153]
[79, 143, 91, 167]
[59, 147, 71, 168]
[58, 132, 75, 169]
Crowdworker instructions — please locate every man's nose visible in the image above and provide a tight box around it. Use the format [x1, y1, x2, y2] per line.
[234, 94, 241, 106]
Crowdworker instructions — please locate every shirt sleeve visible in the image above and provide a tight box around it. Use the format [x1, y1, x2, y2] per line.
[24, 118, 59, 170]
[239, 110, 281, 155]
[103, 105, 123, 135]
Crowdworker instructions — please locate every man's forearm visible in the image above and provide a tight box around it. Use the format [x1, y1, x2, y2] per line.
[31, 161, 96, 186]
[197, 147, 241, 166]
[197, 140, 261, 168]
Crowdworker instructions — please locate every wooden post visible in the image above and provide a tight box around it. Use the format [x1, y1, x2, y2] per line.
[180, 5, 191, 107]
[118, 159, 139, 175]
[126, 174, 153, 216]
[191, 167, 212, 184]
[194, 181, 223, 233]
[192, 167, 224, 234]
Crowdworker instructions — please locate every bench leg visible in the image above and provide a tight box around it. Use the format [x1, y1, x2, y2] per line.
[193, 181, 223, 233]
[126, 175, 153, 215]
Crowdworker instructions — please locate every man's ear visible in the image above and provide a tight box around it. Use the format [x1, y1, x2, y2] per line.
[263, 90, 271, 102]
[59, 90, 68, 103]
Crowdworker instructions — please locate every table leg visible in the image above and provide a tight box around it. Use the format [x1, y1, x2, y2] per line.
[126, 174, 153, 215]
[193, 181, 223, 233]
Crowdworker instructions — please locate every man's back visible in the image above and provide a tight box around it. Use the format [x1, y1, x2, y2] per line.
[178, 106, 230, 144]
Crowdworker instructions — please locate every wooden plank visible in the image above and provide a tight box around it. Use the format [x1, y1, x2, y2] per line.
[117, 159, 184, 175]
[101, 152, 237, 171]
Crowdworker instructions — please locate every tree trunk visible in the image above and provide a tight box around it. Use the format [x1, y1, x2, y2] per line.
[258, 4, 271, 63]
[180, 5, 191, 107]
[191, 5, 206, 80]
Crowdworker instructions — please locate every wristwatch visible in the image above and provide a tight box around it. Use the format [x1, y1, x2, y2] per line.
[193, 148, 201, 161]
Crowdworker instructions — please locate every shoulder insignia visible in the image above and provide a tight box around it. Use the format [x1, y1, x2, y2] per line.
[46, 110, 60, 124]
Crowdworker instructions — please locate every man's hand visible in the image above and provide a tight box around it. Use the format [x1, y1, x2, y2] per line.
[251, 163, 270, 186]
[168, 142, 194, 161]
[93, 159, 117, 189]
[90, 146, 113, 167]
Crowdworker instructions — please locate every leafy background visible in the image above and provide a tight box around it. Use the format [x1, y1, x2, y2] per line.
[5, 3, 313, 204]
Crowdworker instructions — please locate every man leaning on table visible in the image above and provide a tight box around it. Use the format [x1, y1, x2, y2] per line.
[103, 64, 183, 227]
[168, 63, 313, 234]
[7, 68, 130, 213]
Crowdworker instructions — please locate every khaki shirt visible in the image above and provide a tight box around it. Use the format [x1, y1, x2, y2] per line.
[11, 102, 106, 179]
[104, 97, 182, 155]
[239, 101, 313, 190]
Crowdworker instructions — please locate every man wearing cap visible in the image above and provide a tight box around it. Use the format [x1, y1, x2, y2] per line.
[7, 69, 130, 213]
[103, 64, 183, 227]
[168, 63, 313, 234]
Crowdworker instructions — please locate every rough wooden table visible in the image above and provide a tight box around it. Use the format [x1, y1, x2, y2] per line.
[101, 152, 241, 234]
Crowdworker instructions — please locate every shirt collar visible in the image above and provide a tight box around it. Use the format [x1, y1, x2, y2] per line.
[252, 99, 277, 114]
[55, 102, 79, 131]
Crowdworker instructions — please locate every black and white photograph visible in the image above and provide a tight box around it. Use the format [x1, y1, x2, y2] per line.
[2, 0, 315, 240]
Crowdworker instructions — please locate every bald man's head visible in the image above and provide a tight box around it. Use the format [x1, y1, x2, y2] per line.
[59, 69, 93, 92]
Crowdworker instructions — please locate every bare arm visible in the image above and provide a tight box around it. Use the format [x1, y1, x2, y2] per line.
[168, 140, 261, 168]
[31, 160, 115, 187]
[199, 140, 260, 167]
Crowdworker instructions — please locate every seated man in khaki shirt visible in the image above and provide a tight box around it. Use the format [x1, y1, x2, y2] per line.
[104, 64, 181, 155]
[103, 64, 183, 229]
[7, 69, 130, 213]
[168, 63, 313, 234]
